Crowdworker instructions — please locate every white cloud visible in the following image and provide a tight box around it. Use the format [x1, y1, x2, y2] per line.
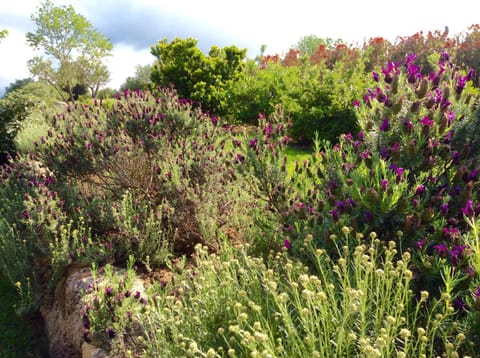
[106, 45, 153, 89]
[1, 0, 479, 94]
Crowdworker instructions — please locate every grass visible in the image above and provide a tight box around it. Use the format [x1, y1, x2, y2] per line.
[14, 112, 50, 154]
[0, 273, 49, 357]
[283, 145, 313, 175]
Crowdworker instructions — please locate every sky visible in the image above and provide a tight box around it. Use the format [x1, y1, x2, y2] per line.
[0, 0, 479, 94]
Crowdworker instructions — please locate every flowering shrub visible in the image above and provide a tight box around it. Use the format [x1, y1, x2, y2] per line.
[31, 87, 253, 266]
[85, 238, 472, 357]
[237, 53, 480, 341]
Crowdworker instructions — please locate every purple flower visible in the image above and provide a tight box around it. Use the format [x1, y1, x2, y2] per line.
[105, 287, 114, 297]
[439, 52, 450, 63]
[415, 184, 425, 196]
[420, 116, 434, 127]
[433, 243, 448, 257]
[440, 203, 449, 216]
[283, 239, 292, 250]
[406, 53, 417, 64]
[234, 153, 245, 164]
[372, 71, 380, 82]
[453, 297, 468, 312]
[442, 226, 460, 240]
[395, 167, 404, 182]
[412, 198, 419, 208]
[461, 200, 475, 217]
[353, 99, 360, 107]
[106, 328, 115, 339]
[407, 64, 421, 83]
[22, 210, 30, 220]
[466, 68, 475, 81]
[456, 75, 467, 95]
[330, 209, 339, 222]
[211, 116, 218, 125]
[403, 119, 414, 132]
[449, 244, 467, 265]
[360, 150, 371, 159]
[379, 118, 390, 132]
[380, 179, 389, 192]
[249, 138, 258, 149]
[470, 169, 479, 181]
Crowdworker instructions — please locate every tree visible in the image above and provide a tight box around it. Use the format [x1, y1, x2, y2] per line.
[151, 37, 246, 116]
[0, 29, 7, 42]
[26, 0, 112, 101]
[120, 64, 153, 91]
[295, 35, 342, 56]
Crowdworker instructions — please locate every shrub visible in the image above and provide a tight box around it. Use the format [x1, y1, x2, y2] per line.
[85, 237, 471, 357]
[32, 87, 254, 266]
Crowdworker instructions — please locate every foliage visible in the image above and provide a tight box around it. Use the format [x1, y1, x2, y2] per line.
[0, 29, 7, 40]
[0, 89, 40, 162]
[295, 34, 343, 55]
[85, 239, 472, 357]
[31, 87, 253, 267]
[120, 64, 153, 92]
[151, 37, 247, 116]
[229, 57, 372, 143]
[26, 0, 113, 101]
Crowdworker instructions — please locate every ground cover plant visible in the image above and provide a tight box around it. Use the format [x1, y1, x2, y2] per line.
[3, 27, 480, 357]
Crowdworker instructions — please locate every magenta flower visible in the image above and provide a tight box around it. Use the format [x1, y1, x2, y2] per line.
[379, 118, 390, 132]
[330, 209, 339, 222]
[249, 138, 258, 149]
[283, 239, 292, 250]
[433, 243, 448, 257]
[466, 68, 475, 81]
[461, 200, 475, 217]
[353, 99, 360, 107]
[406, 53, 417, 64]
[441, 203, 449, 216]
[415, 184, 425, 195]
[420, 116, 434, 127]
[105, 287, 114, 297]
[456, 75, 467, 94]
[372, 71, 380, 82]
[380, 179, 389, 192]
[439, 52, 450, 63]
[449, 244, 467, 265]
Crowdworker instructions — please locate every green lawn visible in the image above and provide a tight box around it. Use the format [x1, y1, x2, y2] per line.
[0, 274, 49, 357]
[283, 145, 313, 175]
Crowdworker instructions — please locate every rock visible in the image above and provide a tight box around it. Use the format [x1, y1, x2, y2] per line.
[41, 264, 147, 357]
[40, 266, 93, 357]
[82, 342, 108, 358]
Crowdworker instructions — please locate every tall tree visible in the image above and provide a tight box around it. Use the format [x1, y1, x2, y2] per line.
[26, 0, 113, 101]
[120, 64, 153, 91]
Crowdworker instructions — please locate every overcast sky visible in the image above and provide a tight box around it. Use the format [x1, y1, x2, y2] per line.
[0, 0, 479, 93]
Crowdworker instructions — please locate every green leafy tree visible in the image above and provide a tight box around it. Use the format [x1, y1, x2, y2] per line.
[295, 35, 342, 56]
[151, 37, 246, 116]
[120, 64, 152, 91]
[0, 29, 7, 42]
[26, 0, 113, 101]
